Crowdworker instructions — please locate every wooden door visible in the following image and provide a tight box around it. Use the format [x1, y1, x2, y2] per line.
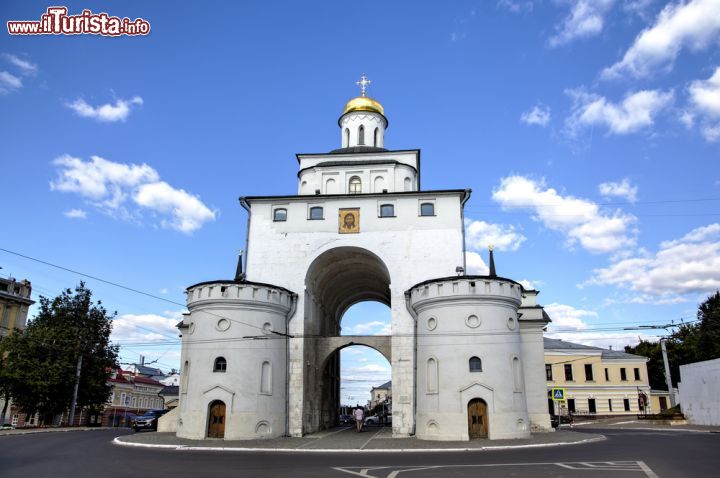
[468, 398, 488, 439]
[207, 401, 226, 438]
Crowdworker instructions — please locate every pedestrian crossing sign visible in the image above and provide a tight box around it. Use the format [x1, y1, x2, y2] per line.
[551, 388, 565, 401]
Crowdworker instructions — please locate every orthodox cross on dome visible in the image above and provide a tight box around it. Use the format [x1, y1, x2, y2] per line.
[356, 74, 371, 97]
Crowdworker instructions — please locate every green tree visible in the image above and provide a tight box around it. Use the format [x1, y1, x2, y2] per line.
[0, 283, 118, 424]
[696, 291, 720, 361]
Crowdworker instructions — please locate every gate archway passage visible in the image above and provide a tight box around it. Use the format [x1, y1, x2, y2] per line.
[207, 400, 226, 439]
[468, 398, 488, 439]
[303, 247, 392, 433]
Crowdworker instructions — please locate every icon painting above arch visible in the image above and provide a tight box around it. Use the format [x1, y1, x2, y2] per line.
[339, 208, 360, 234]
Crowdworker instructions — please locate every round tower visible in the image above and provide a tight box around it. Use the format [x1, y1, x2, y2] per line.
[407, 275, 531, 441]
[338, 75, 387, 150]
[176, 280, 296, 440]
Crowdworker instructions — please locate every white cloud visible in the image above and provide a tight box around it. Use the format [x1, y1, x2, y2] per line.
[545, 302, 597, 331]
[65, 96, 143, 122]
[50, 155, 216, 233]
[588, 223, 720, 296]
[465, 251, 490, 275]
[134, 181, 217, 234]
[545, 331, 661, 351]
[521, 104, 552, 126]
[465, 219, 526, 252]
[497, 0, 535, 13]
[0, 71, 22, 94]
[599, 178, 638, 202]
[346, 321, 391, 335]
[566, 88, 674, 135]
[492, 175, 637, 254]
[549, 0, 616, 48]
[63, 208, 87, 219]
[687, 66, 720, 141]
[111, 311, 182, 343]
[3, 53, 37, 75]
[518, 279, 542, 290]
[602, 0, 720, 79]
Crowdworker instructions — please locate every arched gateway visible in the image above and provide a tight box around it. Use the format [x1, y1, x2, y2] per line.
[171, 77, 553, 441]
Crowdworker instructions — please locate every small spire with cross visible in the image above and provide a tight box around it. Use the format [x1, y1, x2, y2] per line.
[356, 74, 371, 97]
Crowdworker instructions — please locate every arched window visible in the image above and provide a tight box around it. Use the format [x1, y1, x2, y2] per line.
[325, 178, 337, 194]
[309, 206, 324, 220]
[427, 358, 438, 393]
[344, 128, 350, 148]
[261, 361, 271, 394]
[374, 127, 379, 147]
[349, 176, 362, 194]
[273, 208, 287, 222]
[214, 357, 227, 373]
[404, 177, 412, 191]
[513, 357, 522, 391]
[420, 202, 435, 216]
[379, 204, 394, 217]
[373, 176, 385, 192]
[469, 356, 482, 372]
[358, 125, 365, 145]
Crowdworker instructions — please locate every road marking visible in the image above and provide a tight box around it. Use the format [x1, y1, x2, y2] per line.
[638, 461, 660, 478]
[359, 427, 384, 450]
[334, 461, 658, 477]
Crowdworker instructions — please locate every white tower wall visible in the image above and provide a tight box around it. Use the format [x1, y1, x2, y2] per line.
[409, 277, 532, 441]
[176, 281, 295, 440]
[340, 111, 386, 148]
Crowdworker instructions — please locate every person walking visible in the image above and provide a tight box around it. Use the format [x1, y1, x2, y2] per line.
[354, 406, 364, 432]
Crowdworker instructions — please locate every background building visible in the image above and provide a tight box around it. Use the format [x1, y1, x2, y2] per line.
[544, 338, 667, 416]
[370, 381, 391, 409]
[0, 277, 34, 338]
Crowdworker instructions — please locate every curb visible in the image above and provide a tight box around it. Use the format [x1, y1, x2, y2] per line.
[0, 427, 121, 437]
[112, 434, 606, 453]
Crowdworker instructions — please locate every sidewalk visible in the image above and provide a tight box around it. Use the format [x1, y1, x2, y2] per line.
[563, 416, 720, 433]
[0, 426, 119, 437]
[113, 425, 605, 452]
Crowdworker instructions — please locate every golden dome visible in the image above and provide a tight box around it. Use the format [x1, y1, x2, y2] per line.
[342, 96, 385, 116]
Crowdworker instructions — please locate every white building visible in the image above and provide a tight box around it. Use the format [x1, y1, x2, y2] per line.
[678, 358, 720, 426]
[168, 77, 553, 441]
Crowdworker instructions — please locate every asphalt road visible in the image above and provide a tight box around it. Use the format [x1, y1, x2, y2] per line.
[2, 427, 719, 477]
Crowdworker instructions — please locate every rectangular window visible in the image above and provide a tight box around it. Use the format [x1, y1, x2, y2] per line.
[634, 367, 641, 380]
[564, 364, 573, 381]
[308, 206, 324, 220]
[608, 399, 613, 412]
[273, 208, 287, 222]
[620, 368, 627, 381]
[588, 398, 596, 414]
[379, 204, 395, 217]
[604, 368, 609, 381]
[623, 398, 630, 411]
[567, 399, 576, 413]
[584, 364, 594, 381]
[419, 201, 435, 216]
[659, 396, 668, 411]
[545, 364, 553, 381]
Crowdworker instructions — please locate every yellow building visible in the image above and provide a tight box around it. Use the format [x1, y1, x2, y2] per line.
[0, 277, 34, 338]
[544, 338, 667, 417]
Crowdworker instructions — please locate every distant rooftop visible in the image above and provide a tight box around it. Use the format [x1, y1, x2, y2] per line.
[544, 337, 645, 360]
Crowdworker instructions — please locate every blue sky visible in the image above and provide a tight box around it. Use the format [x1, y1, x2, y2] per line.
[2, 1, 720, 405]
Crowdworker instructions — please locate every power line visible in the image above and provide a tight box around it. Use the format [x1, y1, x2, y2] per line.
[0, 247, 284, 338]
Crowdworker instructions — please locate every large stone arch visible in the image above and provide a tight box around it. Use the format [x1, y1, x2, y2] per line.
[302, 247, 392, 433]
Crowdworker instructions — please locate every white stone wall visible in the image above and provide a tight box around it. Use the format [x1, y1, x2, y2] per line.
[679, 358, 720, 426]
[409, 277, 535, 441]
[176, 282, 294, 440]
[297, 150, 419, 195]
[244, 192, 466, 436]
